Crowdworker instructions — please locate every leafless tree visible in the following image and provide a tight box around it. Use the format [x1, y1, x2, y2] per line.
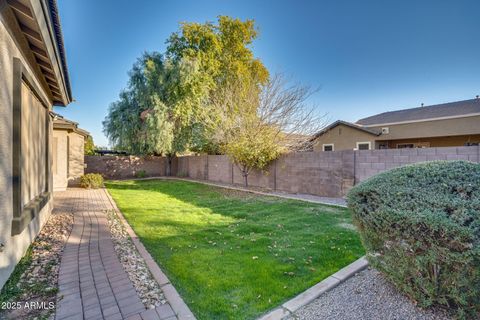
[257, 73, 327, 151]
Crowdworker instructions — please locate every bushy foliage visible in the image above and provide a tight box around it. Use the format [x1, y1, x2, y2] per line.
[103, 16, 269, 158]
[84, 136, 96, 155]
[347, 161, 480, 318]
[80, 173, 104, 189]
[135, 170, 147, 178]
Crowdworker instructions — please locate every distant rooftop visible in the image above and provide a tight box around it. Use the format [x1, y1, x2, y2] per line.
[356, 98, 480, 126]
[52, 112, 89, 136]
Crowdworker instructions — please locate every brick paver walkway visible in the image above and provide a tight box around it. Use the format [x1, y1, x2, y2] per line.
[54, 189, 177, 320]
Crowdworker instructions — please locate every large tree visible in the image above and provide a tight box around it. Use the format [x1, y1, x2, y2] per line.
[103, 52, 210, 174]
[103, 16, 269, 173]
[166, 16, 269, 153]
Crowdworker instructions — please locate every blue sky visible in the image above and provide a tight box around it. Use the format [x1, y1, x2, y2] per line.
[55, 0, 480, 147]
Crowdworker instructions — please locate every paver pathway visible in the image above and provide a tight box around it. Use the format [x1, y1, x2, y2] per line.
[54, 188, 177, 320]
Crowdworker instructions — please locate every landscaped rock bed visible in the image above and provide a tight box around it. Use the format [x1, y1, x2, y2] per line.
[106, 210, 165, 309]
[288, 268, 451, 320]
[0, 210, 73, 320]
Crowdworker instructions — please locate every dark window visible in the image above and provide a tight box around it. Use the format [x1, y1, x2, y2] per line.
[11, 58, 51, 235]
[357, 143, 370, 150]
[323, 145, 333, 151]
[397, 143, 415, 149]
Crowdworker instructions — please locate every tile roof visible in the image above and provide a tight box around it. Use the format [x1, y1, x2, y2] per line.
[356, 98, 480, 126]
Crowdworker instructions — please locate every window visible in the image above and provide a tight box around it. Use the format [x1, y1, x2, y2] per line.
[397, 143, 415, 149]
[356, 142, 371, 150]
[323, 144, 334, 151]
[12, 58, 51, 235]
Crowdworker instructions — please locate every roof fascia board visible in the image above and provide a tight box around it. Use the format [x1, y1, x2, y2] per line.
[28, 0, 69, 105]
[358, 112, 480, 127]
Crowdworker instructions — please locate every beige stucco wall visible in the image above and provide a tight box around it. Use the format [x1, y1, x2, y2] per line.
[370, 115, 480, 140]
[313, 124, 377, 151]
[52, 130, 68, 191]
[382, 134, 480, 148]
[68, 132, 85, 186]
[52, 129, 85, 191]
[0, 14, 53, 289]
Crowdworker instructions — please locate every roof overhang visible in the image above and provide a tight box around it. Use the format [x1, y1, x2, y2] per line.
[51, 112, 89, 136]
[5, 0, 72, 105]
[312, 120, 381, 140]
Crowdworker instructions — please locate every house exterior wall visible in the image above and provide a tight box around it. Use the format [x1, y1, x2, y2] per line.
[68, 132, 85, 186]
[382, 134, 480, 149]
[313, 116, 480, 151]
[52, 130, 68, 191]
[369, 115, 480, 140]
[313, 124, 377, 152]
[0, 16, 53, 289]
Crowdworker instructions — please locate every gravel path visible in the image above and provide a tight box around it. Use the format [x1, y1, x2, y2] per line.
[106, 209, 165, 309]
[288, 268, 451, 320]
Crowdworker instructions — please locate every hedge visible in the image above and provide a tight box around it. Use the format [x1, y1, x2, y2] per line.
[347, 161, 480, 318]
[80, 173, 104, 189]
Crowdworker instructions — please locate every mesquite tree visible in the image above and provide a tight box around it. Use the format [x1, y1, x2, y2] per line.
[214, 74, 326, 186]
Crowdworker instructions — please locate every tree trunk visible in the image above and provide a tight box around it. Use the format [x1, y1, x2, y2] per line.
[166, 154, 173, 176]
[242, 166, 249, 187]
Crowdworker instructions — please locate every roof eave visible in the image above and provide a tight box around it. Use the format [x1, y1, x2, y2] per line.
[28, 0, 72, 106]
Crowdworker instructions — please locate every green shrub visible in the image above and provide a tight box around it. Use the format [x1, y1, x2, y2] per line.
[136, 170, 147, 178]
[80, 173, 104, 189]
[347, 161, 480, 318]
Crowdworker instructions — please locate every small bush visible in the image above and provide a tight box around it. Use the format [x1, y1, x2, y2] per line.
[136, 170, 147, 178]
[347, 161, 480, 318]
[80, 173, 104, 189]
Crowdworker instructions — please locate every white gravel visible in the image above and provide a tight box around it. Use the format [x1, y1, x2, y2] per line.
[288, 268, 451, 320]
[1, 210, 73, 320]
[106, 210, 166, 309]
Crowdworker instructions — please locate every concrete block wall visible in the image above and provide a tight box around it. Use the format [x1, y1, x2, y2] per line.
[174, 151, 354, 197]
[354, 146, 480, 182]
[85, 145, 479, 198]
[208, 155, 233, 184]
[85, 156, 166, 179]
[275, 151, 352, 197]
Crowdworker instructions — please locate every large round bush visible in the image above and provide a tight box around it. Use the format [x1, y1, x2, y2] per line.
[347, 161, 479, 318]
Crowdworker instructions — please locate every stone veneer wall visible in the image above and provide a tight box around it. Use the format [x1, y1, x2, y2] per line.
[85, 145, 480, 197]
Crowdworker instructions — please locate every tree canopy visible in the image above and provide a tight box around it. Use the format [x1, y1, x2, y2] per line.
[84, 135, 96, 155]
[103, 16, 323, 179]
[103, 16, 269, 157]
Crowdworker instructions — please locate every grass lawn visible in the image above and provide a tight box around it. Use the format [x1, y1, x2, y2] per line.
[106, 179, 364, 319]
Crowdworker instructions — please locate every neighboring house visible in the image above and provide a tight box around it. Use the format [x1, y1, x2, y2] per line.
[52, 113, 89, 191]
[0, 0, 72, 288]
[313, 98, 480, 151]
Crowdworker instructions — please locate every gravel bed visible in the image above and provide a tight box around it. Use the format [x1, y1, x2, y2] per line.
[288, 268, 451, 320]
[0, 210, 73, 320]
[106, 210, 165, 309]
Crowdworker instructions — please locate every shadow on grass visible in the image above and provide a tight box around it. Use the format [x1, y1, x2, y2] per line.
[105, 179, 364, 320]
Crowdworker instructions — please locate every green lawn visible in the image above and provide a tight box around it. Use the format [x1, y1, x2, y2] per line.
[106, 179, 364, 319]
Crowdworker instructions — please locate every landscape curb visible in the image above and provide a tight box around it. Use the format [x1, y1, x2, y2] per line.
[258, 256, 369, 320]
[119, 176, 348, 208]
[103, 188, 197, 320]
